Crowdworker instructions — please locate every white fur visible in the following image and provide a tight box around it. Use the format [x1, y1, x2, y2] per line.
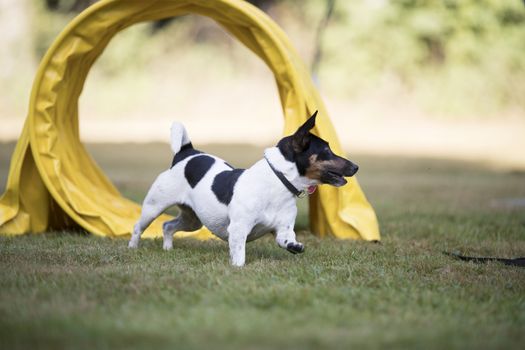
[128, 123, 319, 267]
[170, 121, 191, 154]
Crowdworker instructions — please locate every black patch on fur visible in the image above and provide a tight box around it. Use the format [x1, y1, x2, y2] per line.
[277, 134, 330, 175]
[298, 134, 329, 175]
[286, 242, 305, 254]
[171, 143, 202, 168]
[184, 155, 215, 188]
[211, 169, 245, 205]
[275, 113, 357, 181]
[276, 111, 319, 164]
[277, 136, 295, 162]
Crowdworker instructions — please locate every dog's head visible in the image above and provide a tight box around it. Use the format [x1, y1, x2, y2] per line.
[277, 111, 358, 187]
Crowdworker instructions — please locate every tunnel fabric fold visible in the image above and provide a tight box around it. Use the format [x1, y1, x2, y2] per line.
[0, 0, 380, 241]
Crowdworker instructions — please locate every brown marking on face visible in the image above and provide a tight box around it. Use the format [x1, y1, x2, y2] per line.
[305, 154, 339, 181]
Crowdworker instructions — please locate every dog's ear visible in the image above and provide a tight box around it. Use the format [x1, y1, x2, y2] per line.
[292, 111, 317, 152]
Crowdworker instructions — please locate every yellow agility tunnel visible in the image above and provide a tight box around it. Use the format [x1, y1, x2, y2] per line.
[0, 0, 380, 241]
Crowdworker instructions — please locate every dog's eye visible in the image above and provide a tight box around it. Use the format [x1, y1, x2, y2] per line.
[319, 149, 330, 159]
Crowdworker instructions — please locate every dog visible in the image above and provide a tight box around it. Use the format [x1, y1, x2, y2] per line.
[128, 111, 358, 266]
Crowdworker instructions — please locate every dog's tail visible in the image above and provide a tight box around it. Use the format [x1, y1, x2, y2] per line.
[170, 122, 191, 154]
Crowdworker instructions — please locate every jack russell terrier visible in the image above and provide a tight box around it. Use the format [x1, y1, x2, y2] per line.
[128, 111, 358, 266]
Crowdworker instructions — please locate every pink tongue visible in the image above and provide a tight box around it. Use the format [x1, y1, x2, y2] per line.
[307, 185, 317, 195]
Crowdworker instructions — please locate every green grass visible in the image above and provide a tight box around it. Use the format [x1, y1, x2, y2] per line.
[1, 142, 524, 349]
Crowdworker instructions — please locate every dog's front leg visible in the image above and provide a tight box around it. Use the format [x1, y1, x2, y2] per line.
[275, 227, 305, 254]
[227, 221, 251, 267]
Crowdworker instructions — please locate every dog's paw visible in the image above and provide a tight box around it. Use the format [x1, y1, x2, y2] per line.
[162, 243, 173, 251]
[230, 260, 245, 268]
[286, 242, 305, 254]
[128, 238, 139, 249]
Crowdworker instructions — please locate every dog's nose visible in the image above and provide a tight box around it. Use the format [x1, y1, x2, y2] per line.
[344, 162, 358, 176]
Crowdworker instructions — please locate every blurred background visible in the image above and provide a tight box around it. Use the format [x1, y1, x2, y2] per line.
[0, 0, 524, 168]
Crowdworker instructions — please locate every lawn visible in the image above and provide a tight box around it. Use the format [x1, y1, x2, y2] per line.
[0, 142, 524, 349]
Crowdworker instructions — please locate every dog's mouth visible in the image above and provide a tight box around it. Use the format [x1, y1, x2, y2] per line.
[306, 185, 317, 194]
[322, 170, 347, 187]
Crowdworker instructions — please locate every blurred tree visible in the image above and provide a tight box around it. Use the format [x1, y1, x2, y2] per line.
[311, 0, 336, 82]
[43, 0, 280, 34]
[44, 0, 96, 12]
[32, 0, 525, 117]
[0, 0, 35, 115]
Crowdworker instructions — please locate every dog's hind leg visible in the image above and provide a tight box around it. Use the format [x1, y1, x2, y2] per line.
[162, 205, 202, 250]
[129, 200, 169, 249]
[129, 172, 181, 249]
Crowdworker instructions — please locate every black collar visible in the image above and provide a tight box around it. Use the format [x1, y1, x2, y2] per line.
[264, 156, 306, 198]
